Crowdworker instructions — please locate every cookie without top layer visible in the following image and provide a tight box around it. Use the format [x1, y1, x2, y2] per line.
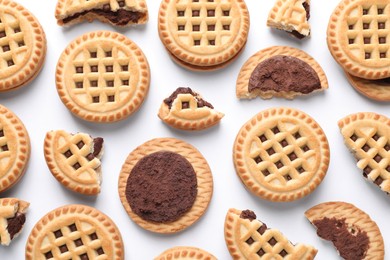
[155, 246, 217, 260]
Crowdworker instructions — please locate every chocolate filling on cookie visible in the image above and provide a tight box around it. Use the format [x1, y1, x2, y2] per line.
[313, 217, 369, 260]
[249, 55, 321, 94]
[7, 212, 26, 240]
[239, 209, 257, 221]
[125, 151, 197, 223]
[164, 87, 214, 109]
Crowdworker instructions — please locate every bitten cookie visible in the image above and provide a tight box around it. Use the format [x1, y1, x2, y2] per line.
[155, 246, 217, 260]
[345, 72, 390, 101]
[338, 112, 390, 195]
[158, 87, 224, 131]
[0, 0, 46, 92]
[25, 204, 124, 260]
[118, 138, 213, 234]
[233, 107, 330, 202]
[55, 0, 148, 27]
[44, 130, 104, 195]
[56, 30, 150, 123]
[0, 105, 30, 193]
[305, 201, 384, 260]
[327, 0, 390, 79]
[236, 46, 328, 99]
[0, 198, 29, 246]
[267, 0, 311, 39]
[158, 0, 250, 71]
[224, 208, 317, 259]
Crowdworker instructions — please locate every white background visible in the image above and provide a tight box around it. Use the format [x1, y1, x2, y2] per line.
[0, 0, 389, 259]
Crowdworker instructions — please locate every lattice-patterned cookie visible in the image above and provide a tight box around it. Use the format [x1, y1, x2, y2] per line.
[267, 0, 311, 39]
[158, 87, 224, 131]
[25, 204, 124, 260]
[55, 0, 148, 27]
[224, 208, 317, 259]
[236, 46, 328, 100]
[328, 0, 390, 79]
[0, 198, 29, 246]
[0, 105, 30, 193]
[158, 0, 250, 71]
[305, 202, 384, 260]
[345, 72, 390, 101]
[44, 130, 104, 196]
[118, 138, 213, 234]
[338, 112, 390, 195]
[155, 246, 217, 260]
[233, 107, 330, 202]
[0, 0, 46, 92]
[56, 31, 150, 123]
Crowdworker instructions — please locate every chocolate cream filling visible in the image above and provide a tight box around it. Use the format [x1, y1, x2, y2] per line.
[249, 55, 321, 94]
[86, 137, 104, 161]
[125, 151, 197, 223]
[164, 87, 214, 109]
[313, 217, 369, 260]
[7, 212, 26, 240]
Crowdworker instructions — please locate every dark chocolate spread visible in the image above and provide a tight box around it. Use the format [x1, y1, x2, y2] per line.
[240, 210, 257, 221]
[125, 151, 197, 223]
[313, 217, 369, 260]
[164, 87, 214, 109]
[7, 212, 26, 240]
[93, 137, 103, 156]
[248, 55, 321, 94]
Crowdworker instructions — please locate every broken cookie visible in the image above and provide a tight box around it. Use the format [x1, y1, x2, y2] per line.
[0, 198, 29, 246]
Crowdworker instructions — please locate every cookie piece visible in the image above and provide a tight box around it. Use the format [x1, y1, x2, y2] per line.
[0, 105, 30, 193]
[0, 0, 47, 92]
[158, 87, 224, 131]
[158, 0, 250, 71]
[56, 30, 150, 123]
[25, 204, 124, 260]
[44, 130, 104, 195]
[338, 112, 390, 195]
[233, 107, 330, 202]
[345, 72, 390, 101]
[328, 0, 390, 79]
[155, 246, 217, 260]
[55, 0, 148, 27]
[267, 0, 311, 39]
[236, 46, 328, 99]
[225, 208, 317, 259]
[305, 202, 384, 260]
[0, 198, 29, 246]
[118, 138, 213, 233]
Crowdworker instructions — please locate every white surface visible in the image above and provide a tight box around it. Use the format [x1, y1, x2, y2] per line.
[0, 0, 389, 259]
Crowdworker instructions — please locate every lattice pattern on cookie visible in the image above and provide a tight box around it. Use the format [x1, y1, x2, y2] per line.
[66, 0, 127, 8]
[346, 4, 390, 60]
[175, 0, 233, 47]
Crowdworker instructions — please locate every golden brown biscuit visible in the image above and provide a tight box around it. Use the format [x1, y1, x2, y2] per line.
[233, 107, 330, 202]
[118, 138, 213, 234]
[155, 246, 217, 260]
[345, 72, 390, 101]
[0, 198, 29, 246]
[225, 208, 317, 259]
[305, 201, 384, 260]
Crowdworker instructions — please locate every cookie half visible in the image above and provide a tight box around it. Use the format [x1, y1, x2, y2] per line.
[225, 208, 317, 259]
[0, 198, 29, 246]
[267, 0, 311, 39]
[338, 112, 390, 195]
[0, 0, 46, 92]
[118, 138, 213, 233]
[158, 0, 250, 71]
[25, 204, 124, 260]
[158, 87, 224, 131]
[44, 130, 104, 195]
[56, 30, 150, 123]
[55, 0, 148, 27]
[233, 107, 330, 202]
[345, 72, 390, 101]
[327, 0, 390, 79]
[0, 105, 30, 193]
[236, 46, 328, 99]
[155, 246, 217, 260]
[305, 201, 384, 260]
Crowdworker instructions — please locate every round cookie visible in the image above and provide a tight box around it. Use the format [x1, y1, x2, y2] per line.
[233, 107, 330, 202]
[236, 46, 328, 99]
[0, 105, 30, 193]
[327, 0, 390, 79]
[155, 246, 217, 260]
[25, 204, 124, 260]
[0, 0, 47, 92]
[118, 138, 213, 234]
[158, 0, 250, 71]
[56, 30, 150, 123]
[345, 72, 390, 101]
